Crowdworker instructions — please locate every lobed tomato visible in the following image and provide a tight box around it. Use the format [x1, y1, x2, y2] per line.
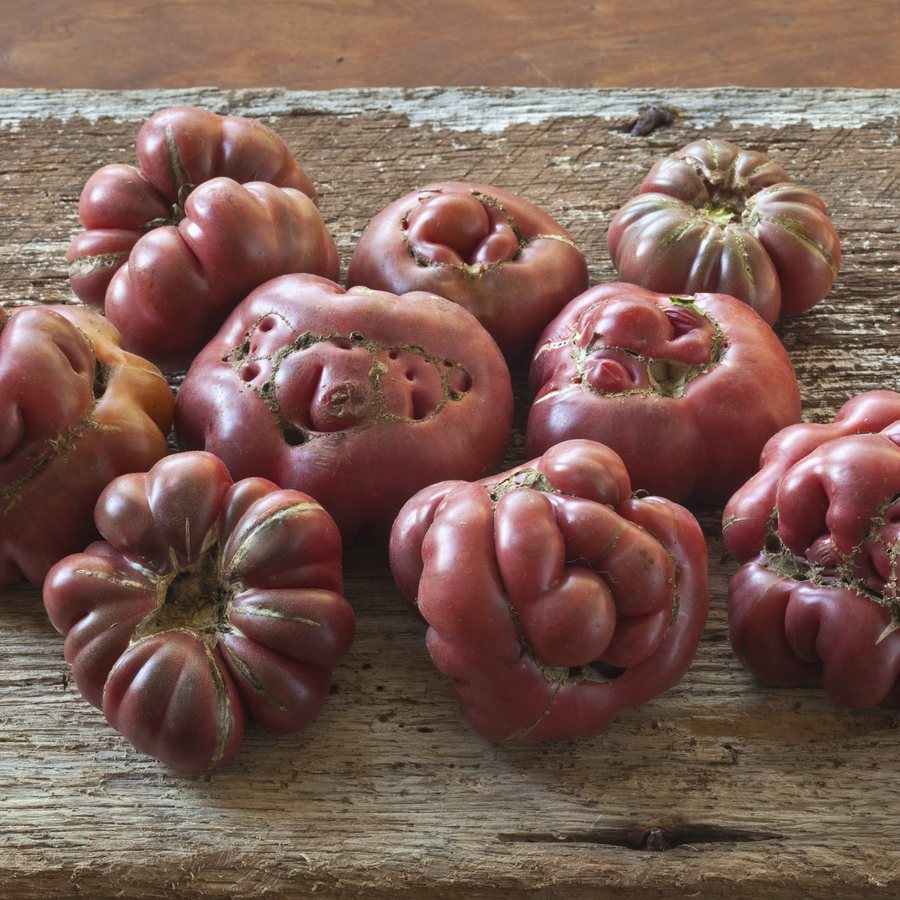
[174, 274, 514, 540]
[607, 139, 841, 324]
[43, 452, 355, 773]
[527, 284, 802, 504]
[0, 306, 173, 587]
[724, 392, 900, 707]
[390, 440, 710, 743]
[346, 181, 588, 359]
[67, 106, 338, 371]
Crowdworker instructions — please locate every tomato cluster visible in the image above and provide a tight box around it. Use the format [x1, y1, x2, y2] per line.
[7, 105, 886, 773]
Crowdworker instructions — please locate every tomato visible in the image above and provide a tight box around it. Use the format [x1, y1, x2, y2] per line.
[527, 284, 802, 504]
[346, 182, 588, 359]
[0, 305, 173, 587]
[68, 105, 319, 306]
[390, 440, 710, 743]
[723, 391, 900, 707]
[103, 177, 338, 371]
[67, 106, 338, 371]
[43, 451, 355, 773]
[174, 274, 514, 540]
[607, 139, 841, 325]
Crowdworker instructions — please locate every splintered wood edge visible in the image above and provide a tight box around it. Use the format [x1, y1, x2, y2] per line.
[1, 86, 900, 132]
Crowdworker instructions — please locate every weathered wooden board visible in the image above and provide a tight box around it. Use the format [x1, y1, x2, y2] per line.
[1, 87, 899, 900]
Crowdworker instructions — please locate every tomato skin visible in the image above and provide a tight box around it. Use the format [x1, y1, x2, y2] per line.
[0, 305, 174, 588]
[174, 274, 514, 541]
[346, 182, 589, 360]
[67, 106, 337, 371]
[390, 439, 710, 744]
[607, 139, 840, 324]
[527, 284, 802, 504]
[43, 451, 354, 773]
[723, 392, 900, 708]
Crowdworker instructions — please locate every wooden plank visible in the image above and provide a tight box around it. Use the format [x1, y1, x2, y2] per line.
[1, 87, 899, 899]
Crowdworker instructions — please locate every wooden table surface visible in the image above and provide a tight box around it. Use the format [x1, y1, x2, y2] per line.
[2, 84, 900, 900]
[2, 4, 900, 900]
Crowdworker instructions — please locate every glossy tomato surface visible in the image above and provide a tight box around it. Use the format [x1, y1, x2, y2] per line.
[527, 284, 801, 504]
[346, 182, 588, 359]
[43, 451, 355, 774]
[723, 391, 900, 707]
[67, 106, 338, 371]
[68, 105, 318, 305]
[390, 440, 710, 744]
[0, 305, 174, 587]
[103, 177, 339, 371]
[607, 139, 840, 324]
[175, 274, 514, 540]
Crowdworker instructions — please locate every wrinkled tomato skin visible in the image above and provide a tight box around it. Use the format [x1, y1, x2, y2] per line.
[723, 393, 900, 708]
[527, 284, 801, 505]
[0, 305, 174, 588]
[174, 274, 514, 541]
[390, 439, 710, 744]
[607, 139, 840, 324]
[43, 451, 354, 774]
[67, 106, 338, 372]
[346, 182, 589, 360]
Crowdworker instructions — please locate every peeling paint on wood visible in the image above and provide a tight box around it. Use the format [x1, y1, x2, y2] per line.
[1, 87, 900, 900]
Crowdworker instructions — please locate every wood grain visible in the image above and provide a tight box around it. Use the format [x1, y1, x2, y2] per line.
[1, 87, 900, 899]
[1, 1, 900, 91]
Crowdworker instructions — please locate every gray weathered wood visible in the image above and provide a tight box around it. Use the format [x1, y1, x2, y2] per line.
[1, 87, 899, 899]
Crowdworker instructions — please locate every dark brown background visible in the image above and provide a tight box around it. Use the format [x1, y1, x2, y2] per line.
[2, 0, 899, 91]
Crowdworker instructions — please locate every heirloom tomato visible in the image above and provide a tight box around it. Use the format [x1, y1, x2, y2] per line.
[346, 182, 588, 359]
[43, 451, 354, 773]
[174, 274, 514, 540]
[723, 391, 900, 707]
[527, 284, 801, 504]
[67, 106, 338, 371]
[0, 305, 173, 587]
[390, 440, 710, 744]
[607, 139, 840, 325]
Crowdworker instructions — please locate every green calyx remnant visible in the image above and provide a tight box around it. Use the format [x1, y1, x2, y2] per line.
[699, 202, 742, 226]
[225, 311, 473, 448]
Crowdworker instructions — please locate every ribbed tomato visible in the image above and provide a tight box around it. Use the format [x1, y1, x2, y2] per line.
[607, 139, 840, 325]
[43, 451, 355, 773]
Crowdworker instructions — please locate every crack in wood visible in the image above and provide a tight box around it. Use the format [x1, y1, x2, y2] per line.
[497, 822, 783, 851]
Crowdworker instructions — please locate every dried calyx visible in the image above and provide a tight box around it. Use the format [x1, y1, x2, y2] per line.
[130, 541, 233, 649]
[567, 298, 726, 399]
[762, 493, 900, 625]
[142, 124, 195, 228]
